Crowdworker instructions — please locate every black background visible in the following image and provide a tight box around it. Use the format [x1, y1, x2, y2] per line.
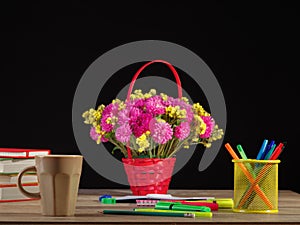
[2, 1, 299, 193]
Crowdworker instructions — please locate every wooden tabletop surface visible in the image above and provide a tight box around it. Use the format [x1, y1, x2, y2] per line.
[0, 189, 299, 224]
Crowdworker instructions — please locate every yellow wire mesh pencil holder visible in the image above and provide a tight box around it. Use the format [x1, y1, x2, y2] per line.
[232, 159, 280, 213]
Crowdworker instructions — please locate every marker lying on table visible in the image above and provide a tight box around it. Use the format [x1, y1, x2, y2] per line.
[136, 198, 232, 209]
[102, 210, 195, 218]
[159, 200, 218, 211]
[155, 201, 211, 212]
[198, 198, 234, 209]
[134, 208, 213, 218]
[176, 199, 233, 209]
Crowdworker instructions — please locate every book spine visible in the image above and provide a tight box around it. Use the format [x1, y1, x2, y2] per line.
[0, 198, 39, 203]
[0, 182, 38, 188]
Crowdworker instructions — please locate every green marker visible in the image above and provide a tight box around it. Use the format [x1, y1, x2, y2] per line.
[264, 144, 276, 160]
[236, 144, 256, 177]
[155, 201, 211, 212]
[236, 144, 248, 159]
[102, 210, 195, 218]
[134, 208, 212, 218]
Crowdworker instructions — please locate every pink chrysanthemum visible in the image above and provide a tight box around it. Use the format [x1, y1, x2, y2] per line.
[115, 124, 132, 143]
[150, 120, 173, 144]
[90, 127, 108, 142]
[130, 113, 152, 137]
[90, 127, 99, 141]
[200, 116, 215, 138]
[129, 107, 143, 121]
[100, 114, 113, 132]
[100, 103, 119, 132]
[117, 108, 130, 125]
[174, 122, 190, 140]
[133, 99, 145, 108]
[145, 96, 165, 116]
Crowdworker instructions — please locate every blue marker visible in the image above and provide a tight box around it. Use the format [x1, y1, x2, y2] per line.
[99, 194, 112, 202]
[264, 143, 276, 160]
[261, 140, 275, 160]
[256, 139, 268, 160]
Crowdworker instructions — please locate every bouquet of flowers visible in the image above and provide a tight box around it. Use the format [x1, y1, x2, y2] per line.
[82, 88, 224, 158]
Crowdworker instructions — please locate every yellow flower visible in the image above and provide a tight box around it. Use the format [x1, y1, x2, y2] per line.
[199, 121, 207, 135]
[144, 93, 151, 98]
[106, 117, 112, 124]
[181, 97, 189, 104]
[149, 89, 156, 95]
[194, 115, 206, 135]
[166, 106, 186, 119]
[97, 104, 105, 113]
[193, 103, 210, 116]
[160, 93, 168, 101]
[82, 109, 97, 124]
[95, 125, 101, 134]
[156, 118, 166, 123]
[136, 133, 150, 152]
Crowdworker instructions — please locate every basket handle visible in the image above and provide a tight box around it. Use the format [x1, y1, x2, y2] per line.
[126, 59, 182, 101]
[126, 60, 183, 159]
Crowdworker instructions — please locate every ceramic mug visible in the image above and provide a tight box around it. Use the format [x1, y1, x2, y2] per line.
[17, 155, 83, 216]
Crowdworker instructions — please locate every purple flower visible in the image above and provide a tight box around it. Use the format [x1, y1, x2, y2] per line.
[200, 116, 215, 138]
[115, 124, 132, 143]
[145, 96, 165, 116]
[89, 127, 99, 141]
[90, 127, 108, 142]
[174, 122, 190, 140]
[150, 120, 173, 144]
[118, 108, 130, 125]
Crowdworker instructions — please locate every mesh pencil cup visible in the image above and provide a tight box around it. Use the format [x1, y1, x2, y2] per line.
[232, 159, 280, 213]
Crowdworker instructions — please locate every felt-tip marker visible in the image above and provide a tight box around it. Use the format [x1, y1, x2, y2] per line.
[102, 209, 195, 218]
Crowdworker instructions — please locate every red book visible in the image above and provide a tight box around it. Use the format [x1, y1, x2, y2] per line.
[0, 148, 51, 158]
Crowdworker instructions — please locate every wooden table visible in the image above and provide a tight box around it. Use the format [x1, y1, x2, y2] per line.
[0, 189, 299, 224]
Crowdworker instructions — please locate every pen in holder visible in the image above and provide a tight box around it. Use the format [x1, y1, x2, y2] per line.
[232, 159, 280, 213]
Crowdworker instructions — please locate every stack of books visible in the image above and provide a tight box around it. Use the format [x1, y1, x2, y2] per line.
[0, 148, 51, 202]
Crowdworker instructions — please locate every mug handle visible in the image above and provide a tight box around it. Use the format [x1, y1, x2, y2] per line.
[17, 166, 41, 199]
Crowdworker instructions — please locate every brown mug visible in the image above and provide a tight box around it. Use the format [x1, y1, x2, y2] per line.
[17, 155, 83, 216]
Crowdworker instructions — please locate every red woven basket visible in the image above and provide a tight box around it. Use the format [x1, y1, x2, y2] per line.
[122, 59, 182, 195]
[122, 157, 176, 195]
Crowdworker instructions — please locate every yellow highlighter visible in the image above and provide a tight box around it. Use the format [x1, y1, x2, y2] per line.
[134, 208, 212, 218]
[187, 198, 233, 209]
[207, 198, 233, 209]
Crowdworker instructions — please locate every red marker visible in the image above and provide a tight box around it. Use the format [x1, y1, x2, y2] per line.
[269, 142, 285, 160]
[179, 201, 219, 211]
